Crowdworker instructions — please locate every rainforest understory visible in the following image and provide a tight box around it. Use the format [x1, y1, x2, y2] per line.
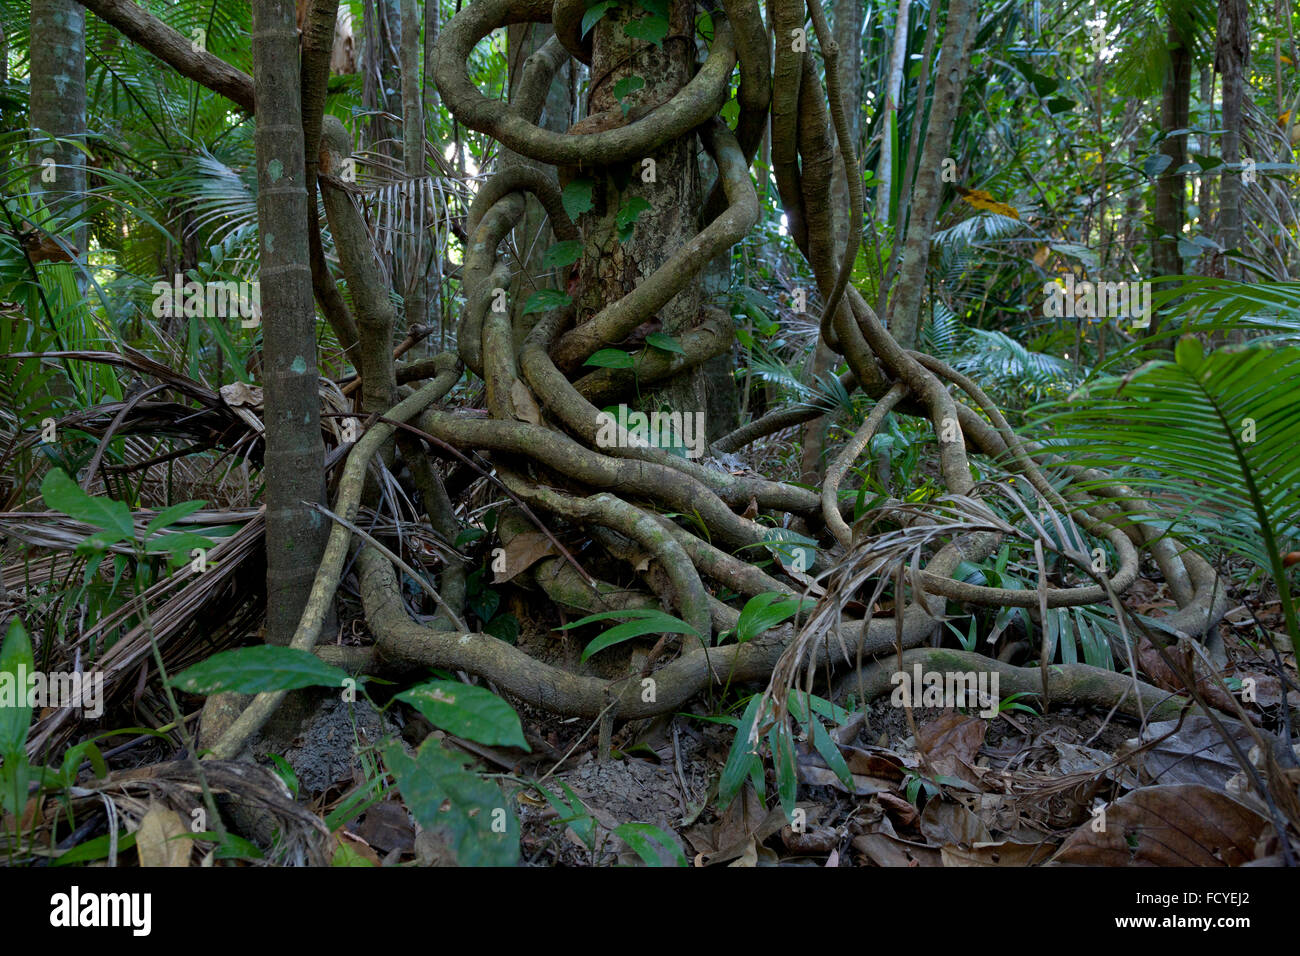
[3, 0, 1299, 867]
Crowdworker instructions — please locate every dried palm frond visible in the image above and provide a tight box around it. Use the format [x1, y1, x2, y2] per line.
[24, 513, 266, 760]
[8, 760, 330, 866]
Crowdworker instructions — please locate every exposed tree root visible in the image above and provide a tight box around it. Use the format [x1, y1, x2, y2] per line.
[853, 648, 1200, 724]
[183, 0, 1230, 757]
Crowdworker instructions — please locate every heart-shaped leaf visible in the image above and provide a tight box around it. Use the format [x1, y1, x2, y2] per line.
[542, 240, 584, 270]
[645, 332, 684, 354]
[522, 289, 573, 315]
[561, 178, 595, 219]
[583, 348, 637, 369]
[581, 0, 618, 37]
[624, 13, 668, 46]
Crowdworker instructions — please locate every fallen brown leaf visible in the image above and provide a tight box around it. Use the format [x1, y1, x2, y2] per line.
[1052, 784, 1271, 866]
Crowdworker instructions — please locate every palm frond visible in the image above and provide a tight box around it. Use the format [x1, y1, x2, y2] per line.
[1036, 340, 1300, 640]
[953, 328, 1077, 399]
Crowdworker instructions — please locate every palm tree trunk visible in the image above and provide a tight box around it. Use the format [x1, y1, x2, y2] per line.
[401, 0, 428, 330]
[252, 0, 330, 644]
[1152, 23, 1191, 280]
[1216, 0, 1248, 280]
[29, 0, 87, 256]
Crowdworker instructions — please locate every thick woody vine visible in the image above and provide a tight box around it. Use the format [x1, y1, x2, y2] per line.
[204, 0, 1228, 760]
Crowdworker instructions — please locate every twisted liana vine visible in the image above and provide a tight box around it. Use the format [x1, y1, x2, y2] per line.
[203, 0, 1226, 760]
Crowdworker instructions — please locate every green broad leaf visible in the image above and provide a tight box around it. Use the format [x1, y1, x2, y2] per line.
[522, 289, 573, 316]
[396, 679, 529, 749]
[331, 842, 376, 866]
[213, 833, 266, 860]
[615, 196, 652, 241]
[0, 618, 34, 756]
[718, 694, 765, 808]
[769, 722, 798, 819]
[735, 284, 779, 316]
[581, 0, 618, 37]
[787, 689, 852, 725]
[542, 240, 584, 270]
[467, 587, 500, 622]
[555, 608, 670, 630]
[734, 592, 814, 643]
[144, 531, 214, 556]
[583, 348, 637, 369]
[1030, 73, 1059, 97]
[484, 613, 520, 645]
[749, 758, 766, 802]
[644, 332, 684, 354]
[613, 822, 687, 866]
[74, 528, 127, 560]
[40, 469, 134, 541]
[168, 646, 351, 695]
[809, 718, 854, 789]
[52, 831, 137, 866]
[1046, 96, 1076, 114]
[574, 608, 699, 662]
[1, 756, 28, 819]
[624, 14, 668, 46]
[613, 75, 645, 115]
[761, 527, 818, 574]
[384, 740, 520, 866]
[1143, 153, 1173, 178]
[1047, 241, 1099, 271]
[638, 0, 668, 15]
[562, 177, 595, 219]
[454, 527, 486, 547]
[144, 499, 207, 535]
[720, 97, 740, 126]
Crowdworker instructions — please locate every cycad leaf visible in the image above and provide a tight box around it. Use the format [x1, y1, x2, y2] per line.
[1038, 343, 1300, 583]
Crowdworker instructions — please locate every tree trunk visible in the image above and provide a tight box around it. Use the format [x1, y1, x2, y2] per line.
[362, 0, 402, 153]
[887, 0, 977, 350]
[1152, 23, 1192, 281]
[401, 0, 428, 330]
[29, 0, 87, 257]
[873, 0, 909, 227]
[578, 0, 707, 418]
[1216, 0, 1248, 280]
[252, 0, 330, 645]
